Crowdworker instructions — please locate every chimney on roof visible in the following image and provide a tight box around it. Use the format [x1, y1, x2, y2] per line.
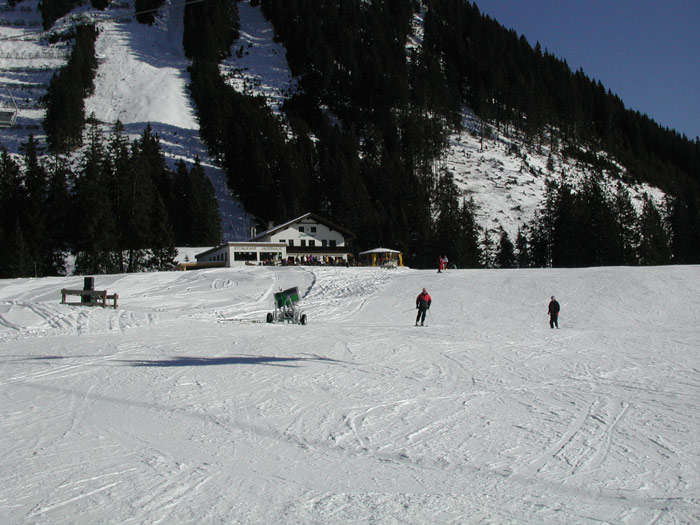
[250, 226, 256, 239]
[268, 221, 274, 229]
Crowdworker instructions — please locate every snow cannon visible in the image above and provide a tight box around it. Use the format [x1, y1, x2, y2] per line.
[266, 286, 307, 325]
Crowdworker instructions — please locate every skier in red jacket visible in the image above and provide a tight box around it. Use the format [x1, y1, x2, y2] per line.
[416, 288, 432, 326]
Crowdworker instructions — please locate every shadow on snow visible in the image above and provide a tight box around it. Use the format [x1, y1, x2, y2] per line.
[117, 354, 342, 368]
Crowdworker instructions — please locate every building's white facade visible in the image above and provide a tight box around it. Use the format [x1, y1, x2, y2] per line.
[194, 213, 354, 268]
[195, 242, 287, 267]
[255, 217, 345, 249]
[252, 213, 354, 262]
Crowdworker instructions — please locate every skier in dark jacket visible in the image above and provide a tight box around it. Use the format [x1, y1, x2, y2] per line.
[548, 296, 560, 328]
[416, 288, 432, 326]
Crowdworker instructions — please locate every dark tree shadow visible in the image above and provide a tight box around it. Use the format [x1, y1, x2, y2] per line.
[117, 354, 342, 368]
[1, 355, 110, 362]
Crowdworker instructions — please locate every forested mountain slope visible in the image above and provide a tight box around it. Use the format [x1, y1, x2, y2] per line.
[1, 0, 698, 275]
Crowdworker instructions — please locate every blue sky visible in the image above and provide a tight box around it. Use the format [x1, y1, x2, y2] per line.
[473, 0, 699, 140]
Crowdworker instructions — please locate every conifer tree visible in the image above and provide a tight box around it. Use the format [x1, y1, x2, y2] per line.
[550, 179, 579, 267]
[495, 228, 516, 268]
[528, 180, 557, 267]
[5, 219, 31, 277]
[147, 193, 177, 271]
[612, 182, 640, 265]
[104, 121, 132, 271]
[19, 136, 47, 275]
[432, 172, 461, 260]
[42, 24, 98, 153]
[637, 195, 671, 266]
[40, 0, 82, 29]
[666, 187, 700, 264]
[189, 156, 222, 245]
[577, 175, 620, 266]
[480, 229, 494, 268]
[172, 159, 192, 245]
[0, 150, 27, 276]
[515, 226, 530, 268]
[122, 136, 159, 272]
[43, 157, 72, 275]
[72, 124, 118, 274]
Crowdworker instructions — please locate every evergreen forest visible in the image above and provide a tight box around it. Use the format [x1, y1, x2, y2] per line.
[2, 0, 699, 277]
[184, 0, 698, 269]
[0, 125, 221, 278]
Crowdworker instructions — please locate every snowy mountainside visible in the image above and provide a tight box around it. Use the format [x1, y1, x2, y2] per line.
[440, 113, 665, 240]
[219, 2, 296, 116]
[404, 11, 664, 241]
[0, 0, 252, 240]
[0, 1, 666, 245]
[0, 265, 698, 522]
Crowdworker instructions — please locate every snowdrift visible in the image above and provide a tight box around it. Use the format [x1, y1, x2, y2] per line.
[1, 265, 699, 523]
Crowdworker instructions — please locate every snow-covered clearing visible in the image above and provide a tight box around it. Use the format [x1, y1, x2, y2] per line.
[220, 1, 296, 115]
[1, 265, 698, 523]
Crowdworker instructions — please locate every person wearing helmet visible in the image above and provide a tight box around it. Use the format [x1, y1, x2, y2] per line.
[416, 288, 432, 326]
[548, 296, 560, 328]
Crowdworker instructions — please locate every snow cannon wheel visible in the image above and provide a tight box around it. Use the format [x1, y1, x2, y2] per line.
[300, 314, 307, 325]
[266, 312, 273, 323]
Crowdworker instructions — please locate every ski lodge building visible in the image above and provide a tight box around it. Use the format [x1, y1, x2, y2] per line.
[192, 213, 355, 267]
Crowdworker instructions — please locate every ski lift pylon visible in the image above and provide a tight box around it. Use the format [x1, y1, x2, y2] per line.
[0, 90, 18, 128]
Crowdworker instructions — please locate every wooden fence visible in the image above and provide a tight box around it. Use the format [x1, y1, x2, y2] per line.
[60, 289, 119, 309]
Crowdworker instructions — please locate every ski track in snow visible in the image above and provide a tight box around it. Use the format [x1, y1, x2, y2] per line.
[1, 265, 699, 523]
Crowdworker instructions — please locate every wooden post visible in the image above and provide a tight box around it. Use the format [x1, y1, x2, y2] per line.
[83, 276, 95, 304]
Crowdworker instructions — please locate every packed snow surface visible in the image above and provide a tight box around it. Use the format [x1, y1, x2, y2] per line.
[1, 265, 699, 523]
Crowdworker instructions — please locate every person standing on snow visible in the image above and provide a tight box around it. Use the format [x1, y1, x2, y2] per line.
[548, 296, 560, 328]
[416, 288, 432, 326]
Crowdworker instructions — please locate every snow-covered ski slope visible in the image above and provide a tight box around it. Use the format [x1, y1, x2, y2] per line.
[1, 265, 698, 523]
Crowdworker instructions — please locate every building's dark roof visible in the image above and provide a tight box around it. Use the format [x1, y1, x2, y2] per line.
[195, 241, 286, 259]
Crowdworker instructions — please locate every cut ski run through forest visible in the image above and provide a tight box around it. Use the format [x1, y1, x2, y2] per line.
[0, 265, 699, 523]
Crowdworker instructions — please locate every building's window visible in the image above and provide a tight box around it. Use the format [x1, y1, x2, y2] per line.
[330, 240, 337, 248]
[233, 251, 258, 261]
[298, 226, 304, 232]
[310, 226, 317, 233]
[300, 240, 306, 247]
[260, 252, 280, 265]
[278, 239, 284, 244]
[309, 240, 315, 247]
[288, 240, 294, 247]
[322, 240, 328, 247]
